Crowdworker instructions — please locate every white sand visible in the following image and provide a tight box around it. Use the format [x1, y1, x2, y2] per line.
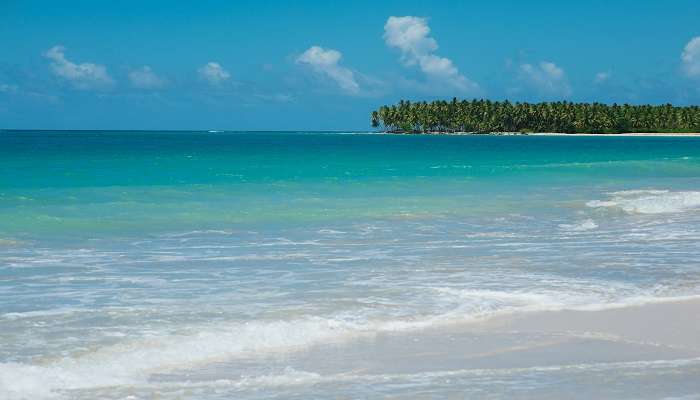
[150, 299, 700, 399]
[274, 298, 700, 376]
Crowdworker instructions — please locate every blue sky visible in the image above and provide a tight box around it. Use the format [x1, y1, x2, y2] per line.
[1, 0, 700, 130]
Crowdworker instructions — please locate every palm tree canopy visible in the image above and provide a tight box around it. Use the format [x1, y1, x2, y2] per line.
[371, 99, 700, 134]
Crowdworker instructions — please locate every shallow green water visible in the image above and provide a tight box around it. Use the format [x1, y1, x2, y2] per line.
[2, 131, 700, 236]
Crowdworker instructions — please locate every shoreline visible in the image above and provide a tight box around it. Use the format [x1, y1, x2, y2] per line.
[531, 132, 700, 137]
[165, 296, 700, 395]
[286, 297, 700, 377]
[384, 131, 700, 137]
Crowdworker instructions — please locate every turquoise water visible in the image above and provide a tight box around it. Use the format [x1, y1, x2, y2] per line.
[2, 131, 700, 399]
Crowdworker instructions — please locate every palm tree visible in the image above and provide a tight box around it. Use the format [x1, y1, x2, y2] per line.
[371, 99, 700, 134]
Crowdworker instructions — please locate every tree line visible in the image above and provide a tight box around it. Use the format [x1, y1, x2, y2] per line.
[370, 99, 700, 134]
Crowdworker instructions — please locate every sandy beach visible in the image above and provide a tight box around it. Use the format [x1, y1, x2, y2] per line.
[282, 298, 700, 376]
[159, 298, 700, 399]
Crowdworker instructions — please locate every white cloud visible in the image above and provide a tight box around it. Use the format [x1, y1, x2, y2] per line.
[519, 61, 572, 97]
[296, 46, 359, 94]
[128, 66, 166, 89]
[681, 36, 700, 78]
[383, 16, 477, 92]
[44, 45, 114, 89]
[198, 62, 231, 85]
[594, 71, 611, 84]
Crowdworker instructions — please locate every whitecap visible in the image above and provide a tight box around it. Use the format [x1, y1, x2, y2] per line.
[160, 230, 234, 238]
[587, 190, 700, 214]
[317, 229, 347, 235]
[1, 307, 84, 320]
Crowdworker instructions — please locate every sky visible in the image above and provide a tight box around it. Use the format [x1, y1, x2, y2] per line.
[1, 0, 700, 130]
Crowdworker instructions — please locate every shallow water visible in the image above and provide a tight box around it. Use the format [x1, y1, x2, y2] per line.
[2, 131, 700, 399]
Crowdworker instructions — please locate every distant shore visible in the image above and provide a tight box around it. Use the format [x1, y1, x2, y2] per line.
[373, 99, 700, 135]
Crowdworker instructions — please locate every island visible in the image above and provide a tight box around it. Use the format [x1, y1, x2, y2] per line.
[371, 99, 700, 135]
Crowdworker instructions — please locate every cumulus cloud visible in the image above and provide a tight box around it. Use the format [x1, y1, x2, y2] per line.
[296, 46, 359, 94]
[383, 16, 477, 92]
[128, 66, 166, 89]
[518, 61, 571, 97]
[594, 71, 611, 84]
[198, 62, 231, 85]
[681, 36, 700, 78]
[44, 45, 113, 89]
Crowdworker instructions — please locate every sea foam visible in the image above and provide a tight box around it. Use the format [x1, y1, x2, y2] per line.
[2, 290, 700, 399]
[558, 219, 598, 232]
[587, 190, 700, 214]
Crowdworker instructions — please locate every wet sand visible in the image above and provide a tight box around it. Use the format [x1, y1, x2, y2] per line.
[290, 298, 700, 375]
[85, 300, 700, 399]
[179, 298, 700, 379]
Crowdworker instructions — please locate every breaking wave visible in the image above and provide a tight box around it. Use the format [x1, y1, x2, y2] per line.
[2, 290, 699, 399]
[587, 190, 700, 214]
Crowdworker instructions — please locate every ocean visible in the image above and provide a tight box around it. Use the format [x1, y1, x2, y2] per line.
[2, 131, 700, 399]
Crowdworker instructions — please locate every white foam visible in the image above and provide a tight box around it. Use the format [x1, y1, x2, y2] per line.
[463, 232, 522, 239]
[1, 315, 450, 399]
[0, 300, 536, 398]
[587, 190, 700, 214]
[433, 287, 700, 315]
[1, 307, 84, 321]
[0, 318, 354, 399]
[558, 219, 598, 232]
[317, 229, 346, 235]
[231, 367, 323, 388]
[3, 290, 700, 399]
[160, 230, 234, 238]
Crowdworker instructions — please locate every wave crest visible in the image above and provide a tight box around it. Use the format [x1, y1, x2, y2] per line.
[587, 190, 700, 214]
